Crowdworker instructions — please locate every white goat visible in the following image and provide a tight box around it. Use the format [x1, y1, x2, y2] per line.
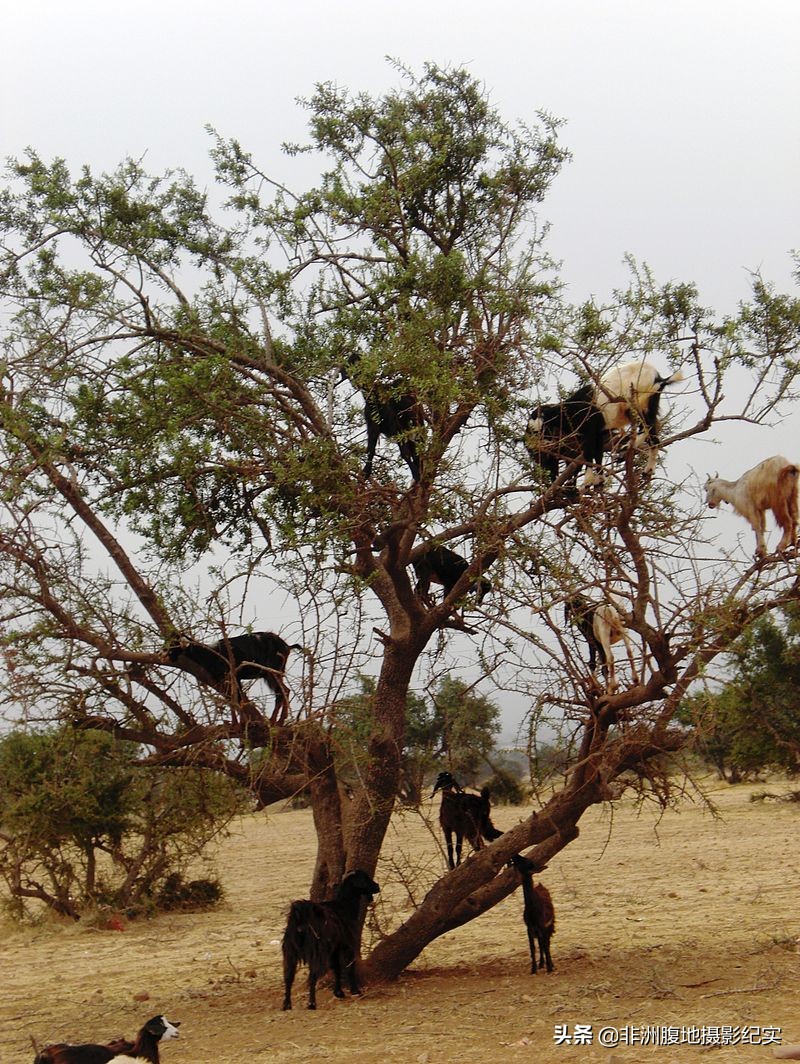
[593, 360, 685, 476]
[565, 595, 641, 694]
[705, 455, 799, 557]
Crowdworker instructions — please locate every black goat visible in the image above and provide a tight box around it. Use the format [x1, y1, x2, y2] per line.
[33, 1015, 180, 1064]
[363, 392, 423, 481]
[432, 771, 503, 870]
[412, 545, 493, 607]
[510, 854, 555, 974]
[281, 869, 380, 1010]
[165, 631, 301, 725]
[524, 383, 607, 484]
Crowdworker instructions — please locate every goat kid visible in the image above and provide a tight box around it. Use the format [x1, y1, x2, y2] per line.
[432, 771, 503, 870]
[412, 545, 493, 608]
[363, 392, 424, 481]
[282, 869, 380, 1011]
[705, 455, 799, 558]
[593, 360, 685, 478]
[565, 594, 640, 694]
[33, 1016, 180, 1064]
[166, 631, 301, 725]
[509, 854, 555, 974]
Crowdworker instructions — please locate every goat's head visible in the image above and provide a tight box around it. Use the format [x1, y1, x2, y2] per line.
[704, 474, 722, 509]
[432, 770, 461, 796]
[144, 1016, 181, 1042]
[509, 853, 536, 875]
[526, 410, 544, 437]
[341, 869, 380, 897]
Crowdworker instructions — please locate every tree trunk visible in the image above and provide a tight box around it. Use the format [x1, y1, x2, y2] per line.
[344, 643, 418, 874]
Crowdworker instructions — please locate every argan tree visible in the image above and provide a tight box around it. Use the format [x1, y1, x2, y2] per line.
[1, 62, 799, 981]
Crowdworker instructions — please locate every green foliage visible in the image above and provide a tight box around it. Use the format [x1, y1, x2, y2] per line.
[678, 604, 800, 780]
[0, 727, 244, 920]
[332, 673, 500, 805]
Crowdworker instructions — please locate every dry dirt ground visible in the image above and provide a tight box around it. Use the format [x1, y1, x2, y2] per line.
[2, 780, 799, 1064]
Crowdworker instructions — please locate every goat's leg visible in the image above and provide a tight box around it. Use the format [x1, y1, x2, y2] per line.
[330, 951, 346, 999]
[344, 950, 362, 996]
[363, 420, 379, 478]
[281, 951, 297, 1010]
[307, 969, 319, 1010]
[398, 440, 421, 481]
[444, 829, 456, 870]
[539, 930, 554, 973]
[753, 512, 767, 557]
[619, 629, 640, 684]
[525, 924, 539, 974]
[455, 829, 464, 867]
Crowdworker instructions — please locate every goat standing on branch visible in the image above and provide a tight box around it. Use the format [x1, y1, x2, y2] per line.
[165, 631, 302, 725]
[705, 455, 799, 558]
[524, 384, 607, 485]
[525, 360, 684, 487]
[412, 545, 493, 608]
[565, 595, 640, 694]
[432, 771, 503, 869]
[363, 391, 424, 481]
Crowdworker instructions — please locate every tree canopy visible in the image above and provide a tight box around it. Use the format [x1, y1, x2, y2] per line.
[1, 61, 799, 980]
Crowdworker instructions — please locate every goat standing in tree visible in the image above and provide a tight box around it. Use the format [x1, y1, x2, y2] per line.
[705, 456, 799, 558]
[432, 771, 503, 869]
[165, 631, 301, 725]
[564, 594, 640, 694]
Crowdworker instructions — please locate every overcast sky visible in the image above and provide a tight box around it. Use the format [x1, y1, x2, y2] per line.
[2, 1, 798, 740]
[3, 0, 797, 308]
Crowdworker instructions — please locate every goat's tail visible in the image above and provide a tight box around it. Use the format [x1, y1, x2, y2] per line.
[658, 367, 686, 388]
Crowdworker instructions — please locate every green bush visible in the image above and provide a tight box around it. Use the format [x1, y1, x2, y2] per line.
[0, 726, 244, 920]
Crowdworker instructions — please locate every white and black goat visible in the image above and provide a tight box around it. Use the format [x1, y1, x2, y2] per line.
[165, 631, 301, 725]
[281, 869, 380, 1010]
[705, 455, 799, 558]
[33, 1015, 180, 1064]
[565, 594, 640, 694]
[432, 771, 503, 870]
[363, 392, 424, 481]
[509, 854, 555, 974]
[525, 361, 684, 485]
[412, 545, 493, 608]
[593, 360, 685, 478]
[524, 383, 607, 484]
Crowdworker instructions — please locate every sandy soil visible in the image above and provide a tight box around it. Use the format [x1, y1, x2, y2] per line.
[2, 780, 799, 1064]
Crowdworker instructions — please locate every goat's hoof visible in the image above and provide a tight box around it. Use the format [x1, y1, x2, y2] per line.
[334, 990, 345, 999]
[282, 1003, 291, 1011]
[307, 1003, 316, 1010]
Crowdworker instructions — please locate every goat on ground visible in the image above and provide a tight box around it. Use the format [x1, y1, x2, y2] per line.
[524, 383, 607, 484]
[33, 1016, 180, 1064]
[593, 360, 685, 477]
[509, 854, 555, 974]
[165, 631, 301, 725]
[432, 771, 503, 870]
[282, 869, 380, 1010]
[412, 545, 493, 608]
[564, 594, 640, 694]
[363, 392, 424, 481]
[705, 455, 799, 558]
